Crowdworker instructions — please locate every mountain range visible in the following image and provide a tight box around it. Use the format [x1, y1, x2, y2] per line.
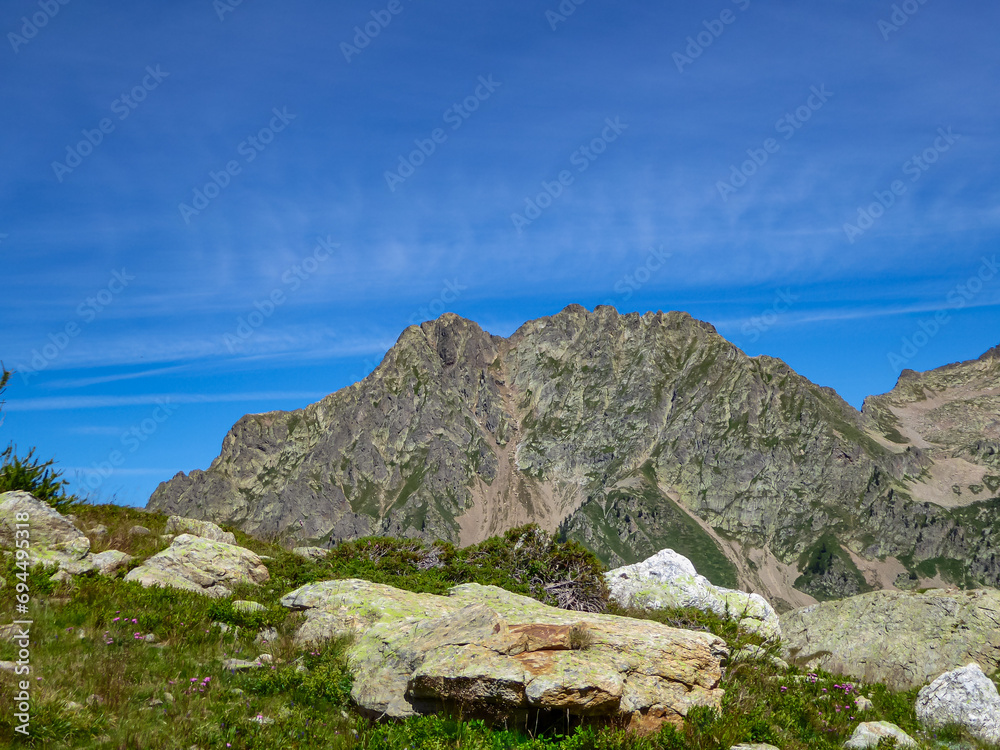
[148, 305, 1000, 611]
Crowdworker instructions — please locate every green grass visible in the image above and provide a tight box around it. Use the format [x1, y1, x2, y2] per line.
[2, 504, 998, 749]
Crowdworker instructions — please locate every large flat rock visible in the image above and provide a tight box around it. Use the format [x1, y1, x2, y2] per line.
[781, 588, 1000, 689]
[280, 578, 727, 731]
[124, 533, 269, 598]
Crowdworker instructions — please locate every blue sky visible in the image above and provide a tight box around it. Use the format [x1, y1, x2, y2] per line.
[2, 0, 998, 506]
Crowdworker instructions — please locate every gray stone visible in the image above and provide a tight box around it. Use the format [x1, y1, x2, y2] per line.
[731, 645, 788, 671]
[50, 569, 73, 584]
[0, 491, 91, 570]
[781, 588, 1000, 690]
[280, 578, 727, 732]
[292, 546, 329, 561]
[124, 534, 269, 598]
[853, 695, 873, 712]
[222, 659, 263, 671]
[91, 550, 133, 576]
[255, 627, 278, 645]
[164, 516, 236, 544]
[843, 721, 916, 748]
[607, 549, 781, 641]
[0, 661, 18, 673]
[129, 525, 151, 536]
[916, 663, 1000, 745]
[233, 600, 265, 614]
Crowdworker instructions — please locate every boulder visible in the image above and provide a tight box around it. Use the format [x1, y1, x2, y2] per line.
[91, 550, 133, 576]
[0, 491, 92, 570]
[164, 516, 236, 544]
[606, 549, 780, 640]
[843, 721, 916, 748]
[129, 525, 151, 536]
[124, 534, 269, 598]
[916, 663, 1000, 745]
[233, 600, 265, 614]
[781, 588, 1000, 689]
[291, 546, 329, 561]
[280, 578, 727, 732]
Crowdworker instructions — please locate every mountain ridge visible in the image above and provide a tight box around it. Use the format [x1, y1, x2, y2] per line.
[148, 305, 1000, 610]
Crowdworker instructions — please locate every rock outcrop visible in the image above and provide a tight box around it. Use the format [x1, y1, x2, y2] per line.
[916, 663, 1000, 745]
[164, 515, 236, 544]
[280, 578, 727, 731]
[124, 534, 269, 597]
[606, 549, 780, 640]
[0, 491, 93, 571]
[781, 588, 1000, 689]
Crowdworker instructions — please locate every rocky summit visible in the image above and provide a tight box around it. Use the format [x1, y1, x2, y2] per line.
[148, 305, 1000, 608]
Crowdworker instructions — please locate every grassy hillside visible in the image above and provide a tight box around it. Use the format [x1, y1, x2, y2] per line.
[0, 503, 996, 749]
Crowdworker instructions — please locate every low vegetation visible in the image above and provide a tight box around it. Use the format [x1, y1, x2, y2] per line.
[1, 503, 997, 748]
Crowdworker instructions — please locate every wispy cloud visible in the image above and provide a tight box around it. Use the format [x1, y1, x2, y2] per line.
[5, 392, 328, 412]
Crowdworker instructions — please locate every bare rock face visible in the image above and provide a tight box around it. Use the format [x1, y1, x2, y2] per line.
[606, 549, 780, 640]
[280, 578, 727, 731]
[781, 588, 1000, 689]
[147, 307, 1000, 605]
[164, 516, 236, 544]
[124, 534, 269, 598]
[916, 663, 1000, 745]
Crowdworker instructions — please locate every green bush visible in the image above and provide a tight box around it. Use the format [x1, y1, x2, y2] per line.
[0, 444, 77, 511]
[321, 524, 610, 612]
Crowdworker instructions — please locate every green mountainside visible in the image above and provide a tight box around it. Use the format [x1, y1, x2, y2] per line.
[148, 305, 1000, 609]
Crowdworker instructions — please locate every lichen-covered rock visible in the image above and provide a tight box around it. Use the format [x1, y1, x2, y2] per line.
[781, 588, 1000, 689]
[916, 663, 1000, 745]
[91, 550, 134, 576]
[291, 546, 328, 561]
[606, 549, 780, 640]
[233, 600, 265, 613]
[0, 491, 91, 569]
[164, 516, 236, 544]
[843, 721, 916, 748]
[280, 578, 727, 731]
[124, 534, 269, 598]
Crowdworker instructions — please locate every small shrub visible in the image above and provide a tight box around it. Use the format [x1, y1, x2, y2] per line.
[0, 444, 77, 511]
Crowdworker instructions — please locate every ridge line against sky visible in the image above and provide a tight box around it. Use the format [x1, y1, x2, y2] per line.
[2, 0, 998, 505]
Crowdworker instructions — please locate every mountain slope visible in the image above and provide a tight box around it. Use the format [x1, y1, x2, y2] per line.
[148, 305, 1000, 609]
